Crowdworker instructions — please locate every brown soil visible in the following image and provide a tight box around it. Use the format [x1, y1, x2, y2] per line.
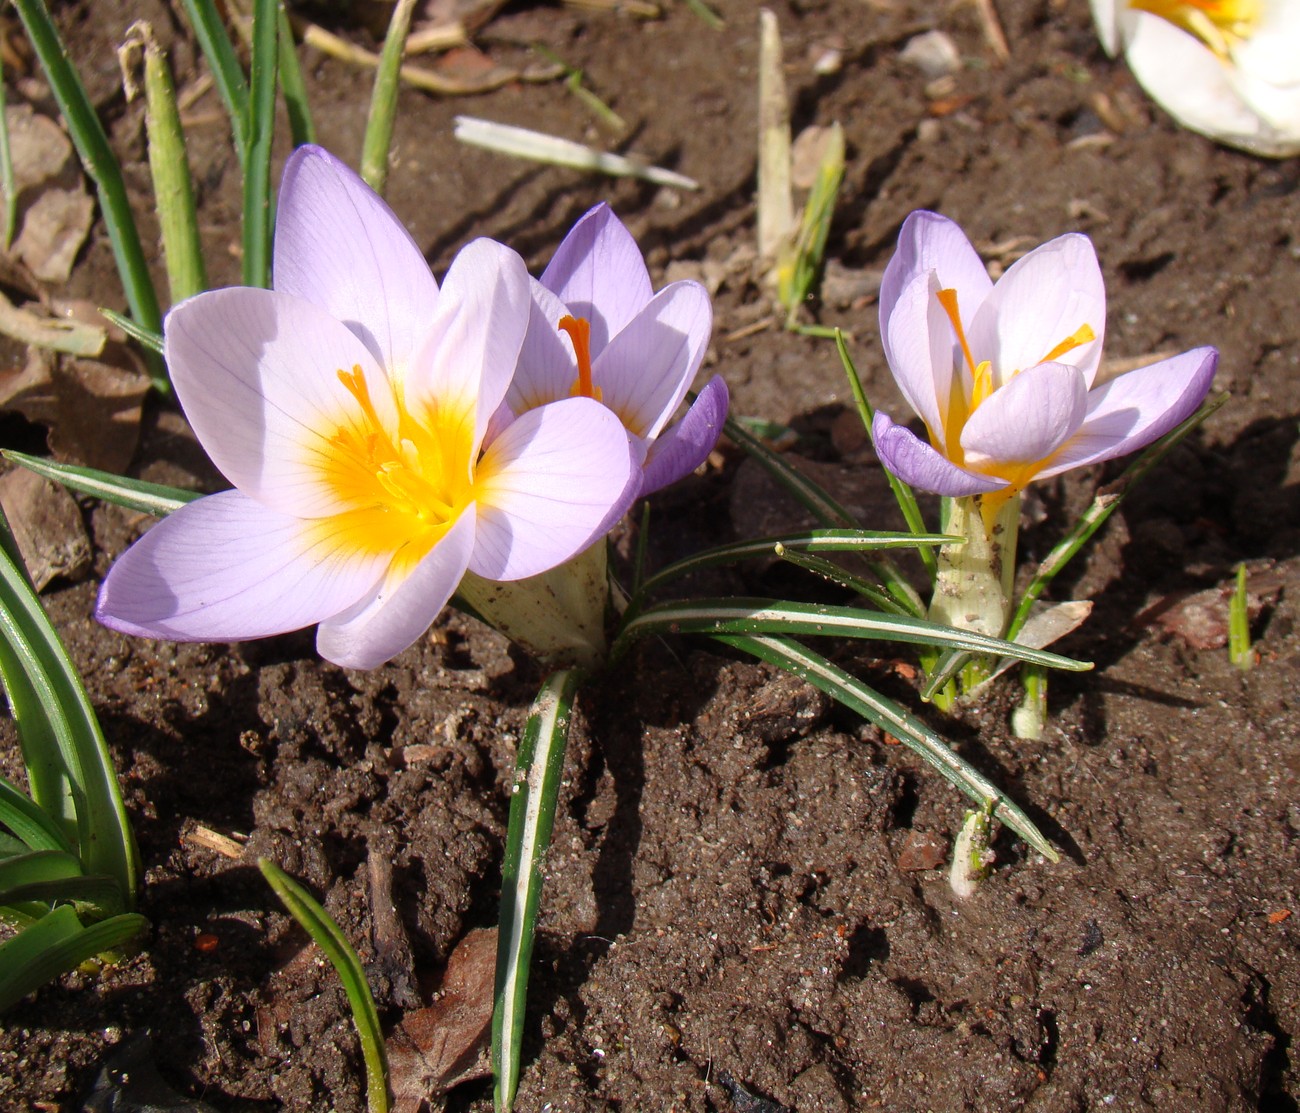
[2, 0, 1298, 1110]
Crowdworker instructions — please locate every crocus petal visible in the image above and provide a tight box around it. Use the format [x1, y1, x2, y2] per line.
[508, 279, 578, 416]
[165, 288, 398, 517]
[404, 238, 532, 451]
[640, 374, 729, 496]
[1229, 0, 1300, 89]
[879, 210, 992, 344]
[590, 280, 713, 439]
[967, 234, 1105, 390]
[541, 203, 654, 351]
[471, 397, 639, 581]
[1037, 347, 1217, 478]
[95, 491, 387, 642]
[315, 508, 477, 670]
[1089, 0, 1122, 55]
[881, 270, 954, 445]
[960, 362, 1089, 474]
[872, 411, 1005, 496]
[273, 145, 438, 374]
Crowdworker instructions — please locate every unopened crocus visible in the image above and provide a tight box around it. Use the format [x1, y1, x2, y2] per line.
[872, 210, 1216, 664]
[506, 203, 726, 496]
[1091, 0, 1300, 156]
[97, 146, 637, 670]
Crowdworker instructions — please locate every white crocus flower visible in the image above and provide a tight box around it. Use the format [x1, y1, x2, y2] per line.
[1091, 0, 1300, 156]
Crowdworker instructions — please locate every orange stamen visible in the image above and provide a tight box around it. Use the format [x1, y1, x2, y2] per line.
[1041, 323, 1096, 365]
[558, 315, 598, 399]
[936, 289, 979, 379]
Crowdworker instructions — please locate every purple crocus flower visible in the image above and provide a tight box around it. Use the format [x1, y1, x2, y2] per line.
[96, 146, 637, 670]
[503, 204, 726, 497]
[872, 211, 1217, 509]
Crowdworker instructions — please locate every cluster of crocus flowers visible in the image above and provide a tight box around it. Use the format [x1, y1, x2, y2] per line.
[1091, 0, 1300, 156]
[871, 210, 1216, 659]
[96, 147, 722, 670]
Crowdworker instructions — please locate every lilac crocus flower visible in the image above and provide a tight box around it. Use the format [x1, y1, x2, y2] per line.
[97, 146, 637, 670]
[503, 204, 726, 497]
[871, 211, 1217, 508]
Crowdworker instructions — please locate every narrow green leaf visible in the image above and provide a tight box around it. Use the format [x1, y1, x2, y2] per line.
[1005, 393, 1227, 643]
[493, 668, 584, 1112]
[361, 0, 417, 193]
[259, 860, 389, 1113]
[98, 308, 163, 354]
[128, 23, 208, 303]
[683, 0, 724, 29]
[714, 633, 1058, 860]
[777, 121, 844, 325]
[3, 451, 200, 517]
[179, 0, 249, 158]
[834, 329, 936, 581]
[0, 849, 83, 892]
[1228, 563, 1252, 671]
[242, 0, 278, 289]
[0, 508, 139, 902]
[0, 906, 147, 1013]
[0, 774, 75, 854]
[774, 546, 913, 616]
[723, 415, 858, 528]
[276, 2, 315, 147]
[0, 54, 17, 250]
[0, 871, 125, 919]
[616, 598, 1092, 672]
[12, 0, 166, 390]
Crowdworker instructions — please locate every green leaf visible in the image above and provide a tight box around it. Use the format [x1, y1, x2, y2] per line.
[0, 53, 17, 250]
[2, 451, 200, 517]
[615, 598, 1092, 672]
[260, 859, 389, 1113]
[179, 0, 250, 158]
[361, 0, 417, 193]
[777, 122, 844, 325]
[493, 668, 584, 1113]
[276, 2, 315, 147]
[98, 308, 163, 354]
[242, 0, 279, 289]
[0, 508, 139, 903]
[0, 774, 75, 854]
[715, 633, 1058, 860]
[0, 905, 147, 1013]
[12, 0, 166, 390]
[723, 415, 856, 528]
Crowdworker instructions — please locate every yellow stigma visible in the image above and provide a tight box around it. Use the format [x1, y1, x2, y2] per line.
[1130, 0, 1260, 56]
[558, 314, 603, 402]
[319, 364, 475, 570]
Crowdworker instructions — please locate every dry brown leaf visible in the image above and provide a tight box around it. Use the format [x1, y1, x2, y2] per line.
[3, 103, 73, 196]
[0, 466, 90, 588]
[12, 187, 94, 283]
[388, 927, 498, 1109]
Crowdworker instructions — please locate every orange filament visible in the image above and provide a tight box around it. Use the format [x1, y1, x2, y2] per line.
[936, 289, 979, 379]
[558, 315, 600, 400]
[1041, 323, 1096, 364]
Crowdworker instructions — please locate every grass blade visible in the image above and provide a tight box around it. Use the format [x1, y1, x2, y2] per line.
[0, 775, 76, 853]
[715, 633, 1058, 860]
[0, 54, 17, 250]
[361, 0, 417, 193]
[777, 121, 844, 326]
[12, 0, 165, 390]
[0, 904, 147, 1013]
[834, 329, 937, 581]
[260, 859, 389, 1113]
[276, 2, 315, 147]
[493, 668, 584, 1112]
[616, 598, 1092, 672]
[723, 415, 858, 528]
[0, 509, 139, 902]
[179, 0, 249, 157]
[242, 0, 278, 289]
[3, 451, 200, 516]
[98, 308, 163, 354]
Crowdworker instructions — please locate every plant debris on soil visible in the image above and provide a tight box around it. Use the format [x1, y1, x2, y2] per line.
[1, 1, 1298, 1110]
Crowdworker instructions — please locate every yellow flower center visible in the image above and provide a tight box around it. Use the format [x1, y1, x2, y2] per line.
[315, 364, 476, 573]
[932, 287, 1095, 489]
[1130, 0, 1260, 56]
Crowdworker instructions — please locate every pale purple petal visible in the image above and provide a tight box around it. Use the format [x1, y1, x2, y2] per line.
[273, 145, 438, 374]
[315, 508, 476, 670]
[471, 397, 639, 580]
[508, 279, 577, 416]
[872, 411, 1005, 496]
[1037, 347, 1217, 478]
[967, 233, 1105, 389]
[541, 204, 654, 352]
[591, 280, 713, 439]
[960, 362, 1089, 474]
[165, 288, 397, 517]
[879, 211, 992, 341]
[404, 238, 532, 451]
[881, 270, 954, 445]
[95, 491, 386, 642]
[640, 375, 729, 495]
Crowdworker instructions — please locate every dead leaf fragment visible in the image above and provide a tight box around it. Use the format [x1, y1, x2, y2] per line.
[388, 927, 498, 1109]
[3, 104, 73, 196]
[12, 187, 94, 282]
[0, 466, 90, 588]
